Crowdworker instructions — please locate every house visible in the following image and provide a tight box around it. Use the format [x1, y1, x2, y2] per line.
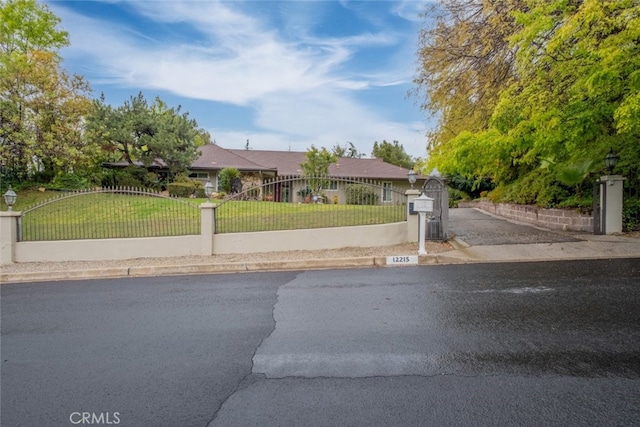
[187, 144, 420, 204]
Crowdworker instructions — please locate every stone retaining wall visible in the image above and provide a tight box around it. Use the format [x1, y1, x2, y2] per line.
[458, 200, 593, 232]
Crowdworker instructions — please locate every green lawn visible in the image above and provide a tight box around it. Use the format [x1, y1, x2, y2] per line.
[13, 189, 406, 240]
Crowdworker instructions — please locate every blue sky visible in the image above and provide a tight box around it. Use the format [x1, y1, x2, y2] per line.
[44, 0, 434, 159]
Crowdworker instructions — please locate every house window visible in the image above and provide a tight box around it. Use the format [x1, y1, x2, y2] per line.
[188, 172, 209, 180]
[382, 182, 392, 203]
[324, 181, 338, 190]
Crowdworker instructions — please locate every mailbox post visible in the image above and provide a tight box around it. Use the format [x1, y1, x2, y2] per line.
[413, 193, 434, 255]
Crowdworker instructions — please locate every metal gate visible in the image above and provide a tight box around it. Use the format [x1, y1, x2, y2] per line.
[593, 180, 605, 235]
[421, 176, 449, 241]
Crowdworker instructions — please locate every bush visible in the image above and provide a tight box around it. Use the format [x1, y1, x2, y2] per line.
[623, 197, 640, 232]
[447, 187, 468, 208]
[166, 182, 197, 197]
[495, 169, 568, 207]
[218, 168, 240, 193]
[346, 184, 378, 205]
[102, 166, 158, 189]
[51, 173, 89, 190]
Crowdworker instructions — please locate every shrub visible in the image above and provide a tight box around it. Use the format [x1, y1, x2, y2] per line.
[167, 179, 206, 198]
[103, 166, 156, 189]
[346, 184, 378, 205]
[447, 187, 467, 208]
[167, 181, 199, 197]
[218, 168, 240, 193]
[51, 173, 89, 190]
[623, 197, 640, 232]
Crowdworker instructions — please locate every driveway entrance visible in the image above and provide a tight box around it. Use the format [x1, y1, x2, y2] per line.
[449, 208, 582, 246]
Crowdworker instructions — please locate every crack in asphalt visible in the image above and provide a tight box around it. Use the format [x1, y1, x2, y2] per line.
[204, 274, 287, 427]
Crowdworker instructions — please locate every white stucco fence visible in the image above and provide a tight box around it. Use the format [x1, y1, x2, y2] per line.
[0, 192, 423, 264]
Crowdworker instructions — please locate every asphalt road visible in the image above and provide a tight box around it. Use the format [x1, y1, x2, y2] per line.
[2, 259, 639, 426]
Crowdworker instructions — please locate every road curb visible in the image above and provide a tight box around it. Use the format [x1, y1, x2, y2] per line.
[3, 252, 639, 284]
[1, 267, 131, 284]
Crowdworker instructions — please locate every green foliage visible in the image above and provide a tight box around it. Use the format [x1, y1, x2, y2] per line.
[0, 0, 94, 180]
[297, 186, 312, 198]
[446, 174, 494, 199]
[50, 173, 89, 190]
[86, 92, 201, 178]
[332, 142, 363, 158]
[218, 167, 240, 193]
[555, 160, 594, 188]
[556, 194, 594, 210]
[371, 140, 415, 169]
[101, 166, 160, 189]
[500, 169, 569, 207]
[345, 184, 378, 205]
[623, 197, 640, 232]
[416, 0, 640, 207]
[166, 182, 197, 198]
[300, 146, 336, 195]
[447, 187, 468, 208]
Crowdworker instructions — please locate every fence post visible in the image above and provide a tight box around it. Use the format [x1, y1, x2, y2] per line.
[406, 189, 421, 243]
[599, 174, 626, 234]
[200, 202, 216, 256]
[0, 211, 21, 264]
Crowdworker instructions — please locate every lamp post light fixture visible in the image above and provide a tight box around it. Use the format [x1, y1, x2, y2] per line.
[204, 180, 214, 203]
[408, 169, 417, 189]
[3, 186, 17, 211]
[604, 148, 619, 175]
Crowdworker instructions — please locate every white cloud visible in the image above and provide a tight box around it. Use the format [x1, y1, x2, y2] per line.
[49, 0, 429, 158]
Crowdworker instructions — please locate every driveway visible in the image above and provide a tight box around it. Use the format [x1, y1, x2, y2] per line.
[449, 208, 583, 246]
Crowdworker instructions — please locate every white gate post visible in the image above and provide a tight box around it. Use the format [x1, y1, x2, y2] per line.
[406, 189, 421, 243]
[600, 174, 626, 234]
[0, 211, 21, 264]
[200, 203, 216, 256]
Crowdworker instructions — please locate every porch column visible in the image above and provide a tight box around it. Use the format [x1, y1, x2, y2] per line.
[0, 211, 21, 264]
[200, 203, 216, 256]
[406, 189, 421, 243]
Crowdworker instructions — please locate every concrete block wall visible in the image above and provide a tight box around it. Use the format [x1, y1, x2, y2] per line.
[458, 200, 593, 232]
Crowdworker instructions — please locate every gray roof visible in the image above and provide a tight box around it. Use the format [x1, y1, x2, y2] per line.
[189, 144, 421, 180]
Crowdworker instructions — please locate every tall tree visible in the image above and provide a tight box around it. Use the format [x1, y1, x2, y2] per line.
[371, 140, 415, 169]
[0, 0, 93, 180]
[332, 142, 363, 158]
[86, 93, 202, 178]
[300, 145, 336, 196]
[415, 0, 640, 206]
[413, 0, 522, 151]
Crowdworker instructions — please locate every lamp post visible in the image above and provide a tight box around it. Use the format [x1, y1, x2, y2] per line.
[408, 169, 417, 189]
[604, 148, 619, 175]
[3, 186, 16, 211]
[204, 180, 214, 203]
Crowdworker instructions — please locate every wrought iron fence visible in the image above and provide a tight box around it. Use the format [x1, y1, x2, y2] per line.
[20, 187, 200, 241]
[215, 175, 407, 234]
[624, 168, 640, 232]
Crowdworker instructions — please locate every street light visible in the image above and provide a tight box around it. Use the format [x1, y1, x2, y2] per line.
[605, 148, 619, 175]
[204, 180, 214, 202]
[3, 186, 17, 211]
[408, 169, 417, 189]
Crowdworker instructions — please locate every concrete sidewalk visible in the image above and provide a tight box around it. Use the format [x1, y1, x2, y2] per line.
[2, 208, 639, 284]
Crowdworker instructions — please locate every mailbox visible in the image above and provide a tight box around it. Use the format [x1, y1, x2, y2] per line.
[413, 193, 434, 214]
